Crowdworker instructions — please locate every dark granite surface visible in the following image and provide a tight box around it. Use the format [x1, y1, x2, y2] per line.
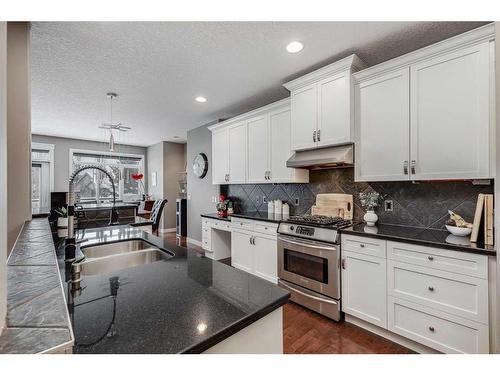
[75, 202, 138, 211]
[342, 223, 496, 256]
[74, 216, 153, 230]
[202, 212, 287, 224]
[0, 218, 73, 354]
[53, 225, 289, 353]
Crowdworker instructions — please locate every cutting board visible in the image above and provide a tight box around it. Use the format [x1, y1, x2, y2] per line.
[311, 193, 353, 220]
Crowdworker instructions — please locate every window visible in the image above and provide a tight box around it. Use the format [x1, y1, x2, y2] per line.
[31, 143, 54, 214]
[70, 149, 144, 202]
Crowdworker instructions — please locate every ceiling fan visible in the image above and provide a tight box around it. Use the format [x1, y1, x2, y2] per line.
[100, 93, 131, 151]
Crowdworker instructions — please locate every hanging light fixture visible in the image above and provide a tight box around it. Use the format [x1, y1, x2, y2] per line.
[99, 93, 130, 151]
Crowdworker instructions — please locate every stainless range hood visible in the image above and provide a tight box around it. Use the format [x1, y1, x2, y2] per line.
[286, 144, 354, 170]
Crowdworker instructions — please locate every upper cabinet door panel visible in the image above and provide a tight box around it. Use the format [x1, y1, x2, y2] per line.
[228, 122, 247, 183]
[317, 72, 351, 147]
[355, 68, 411, 182]
[410, 42, 490, 180]
[212, 128, 228, 184]
[247, 115, 270, 183]
[269, 108, 293, 182]
[291, 85, 318, 151]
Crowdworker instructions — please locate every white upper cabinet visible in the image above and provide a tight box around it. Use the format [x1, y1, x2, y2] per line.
[227, 122, 247, 184]
[212, 128, 229, 184]
[410, 42, 491, 180]
[284, 54, 367, 152]
[208, 99, 309, 185]
[354, 24, 495, 182]
[290, 85, 318, 151]
[354, 68, 410, 181]
[247, 115, 269, 183]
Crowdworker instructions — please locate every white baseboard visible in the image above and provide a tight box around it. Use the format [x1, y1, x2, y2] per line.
[345, 314, 439, 354]
[159, 228, 176, 234]
[187, 237, 202, 247]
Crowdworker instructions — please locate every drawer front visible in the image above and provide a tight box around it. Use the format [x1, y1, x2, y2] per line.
[202, 217, 211, 227]
[231, 218, 255, 232]
[202, 227, 211, 239]
[202, 238, 211, 251]
[388, 261, 488, 323]
[387, 241, 488, 279]
[388, 297, 489, 354]
[341, 234, 387, 258]
[254, 222, 278, 236]
[212, 220, 231, 232]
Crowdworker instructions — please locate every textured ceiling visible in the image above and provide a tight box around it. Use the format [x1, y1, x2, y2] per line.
[30, 21, 488, 146]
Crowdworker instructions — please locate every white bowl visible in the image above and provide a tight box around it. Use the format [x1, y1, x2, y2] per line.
[445, 225, 472, 237]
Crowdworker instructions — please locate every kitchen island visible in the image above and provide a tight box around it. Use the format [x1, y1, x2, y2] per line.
[53, 224, 289, 353]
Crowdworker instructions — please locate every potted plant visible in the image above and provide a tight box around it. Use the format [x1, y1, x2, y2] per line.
[359, 192, 382, 226]
[55, 207, 68, 228]
[216, 194, 229, 218]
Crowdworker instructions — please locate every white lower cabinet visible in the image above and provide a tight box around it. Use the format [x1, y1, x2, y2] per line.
[341, 234, 490, 353]
[231, 218, 278, 283]
[341, 250, 387, 328]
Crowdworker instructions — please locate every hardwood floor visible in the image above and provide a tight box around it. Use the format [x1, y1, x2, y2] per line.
[163, 233, 414, 354]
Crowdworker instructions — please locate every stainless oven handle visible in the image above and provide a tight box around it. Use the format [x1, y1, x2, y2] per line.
[279, 280, 338, 305]
[278, 236, 337, 251]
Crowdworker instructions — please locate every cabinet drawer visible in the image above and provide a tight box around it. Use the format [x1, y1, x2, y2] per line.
[388, 260, 488, 323]
[202, 217, 211, 227]
[231, 218, 254, 232]
[254, 222, 278, 236]
[202, 238, 211, 251]
[341, 234, 386, 258]
[388, 297, 489, 354]
[387, 241, 488, 279]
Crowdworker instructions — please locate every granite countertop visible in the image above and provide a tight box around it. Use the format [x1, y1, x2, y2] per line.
[202, 211, 288, 224]
[52, 225, 289, 353]
[342, 223, 496, 256]
[74, 216, 153, 230]
[0, 218, 73, 354]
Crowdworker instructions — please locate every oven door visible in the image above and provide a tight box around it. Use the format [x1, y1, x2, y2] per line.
[277, 234, 340, 299]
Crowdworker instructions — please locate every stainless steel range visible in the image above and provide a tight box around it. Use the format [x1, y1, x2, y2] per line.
[277, 214, 351, 321]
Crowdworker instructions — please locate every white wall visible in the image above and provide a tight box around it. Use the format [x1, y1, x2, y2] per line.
[495, 22, 500, 353]
[6, 22, 31, 253]
[0, 21, 8, 333]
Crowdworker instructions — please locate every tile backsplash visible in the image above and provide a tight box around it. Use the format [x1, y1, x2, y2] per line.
[221, 168, 493, 229]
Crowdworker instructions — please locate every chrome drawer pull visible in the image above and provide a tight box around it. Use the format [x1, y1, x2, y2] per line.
[359, 243, 365, 248]
[428, 286, 434, 292]
[428, 256, 434, 261]
[428, 326, 435, 332]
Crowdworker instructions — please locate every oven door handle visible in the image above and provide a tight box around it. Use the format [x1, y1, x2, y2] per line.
[278, 236, 337, 251]
[278, 280, 338, 305]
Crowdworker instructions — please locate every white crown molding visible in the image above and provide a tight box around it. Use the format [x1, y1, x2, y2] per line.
[354, 23, 495, 83]
[208, 97, 290, 131]
[283, 54, 367, 91]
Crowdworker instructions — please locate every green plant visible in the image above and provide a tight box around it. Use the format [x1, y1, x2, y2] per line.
[359, 192, 382, 210]
[55, 207, 68, 218]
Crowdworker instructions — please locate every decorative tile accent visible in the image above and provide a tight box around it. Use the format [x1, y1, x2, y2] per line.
[223, 169, 493, 229]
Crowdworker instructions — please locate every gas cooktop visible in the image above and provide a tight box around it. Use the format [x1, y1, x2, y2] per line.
[286, 214, 352, 229]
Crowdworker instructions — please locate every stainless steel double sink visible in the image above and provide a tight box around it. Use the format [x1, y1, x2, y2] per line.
[72, 239, 173, 278]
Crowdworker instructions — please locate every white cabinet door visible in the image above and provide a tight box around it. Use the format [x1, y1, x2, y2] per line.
[253, 235, 277, 283]
[290, 85, 318, 151]
[341, 250, 387, 328]
[410, 42, 490, 180]
[269, 108, 293, 182]
[231, 230, 253, 273]
[317, 72, 351, 147]
[247, 115, 269, 183]
[212, 128, 229, 184]
[228, 122, 247, 183]
[354, 68, 410, 182]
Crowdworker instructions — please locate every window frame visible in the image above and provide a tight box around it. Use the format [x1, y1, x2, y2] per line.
[69, 148, 145, 202]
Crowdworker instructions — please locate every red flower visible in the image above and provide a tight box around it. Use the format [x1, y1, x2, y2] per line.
[219, 194, 226, 202]
[131, 173, 144, 181]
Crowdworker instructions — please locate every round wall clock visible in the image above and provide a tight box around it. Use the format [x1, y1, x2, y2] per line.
[192, 153, 208, 179]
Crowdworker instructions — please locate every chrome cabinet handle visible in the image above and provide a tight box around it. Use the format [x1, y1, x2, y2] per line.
[428, 286, 434, 292]
[359, 243, 365, 248]
[403, 161, 408, 175]
[428, 256, 434, 261]
[267, 171, 271, 180]
[317, 129, 321, 142]
[411, 160, 416, 175]
[249, 236, 252, 244]
[313, 130, 317, 142]
[341, 258, 346, 269]
[428, 326, 435, 332]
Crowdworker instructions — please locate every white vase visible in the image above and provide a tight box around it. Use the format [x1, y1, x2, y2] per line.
[57, 217, 68, 228]
[363, 210, 378, 227]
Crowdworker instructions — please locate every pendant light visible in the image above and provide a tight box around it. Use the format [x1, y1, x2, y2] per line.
[99, 93, 131, 151]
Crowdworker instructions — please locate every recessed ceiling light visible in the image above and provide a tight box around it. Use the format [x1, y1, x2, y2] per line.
[286, 41, 304, 53]
[195, 96, 207, 103]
